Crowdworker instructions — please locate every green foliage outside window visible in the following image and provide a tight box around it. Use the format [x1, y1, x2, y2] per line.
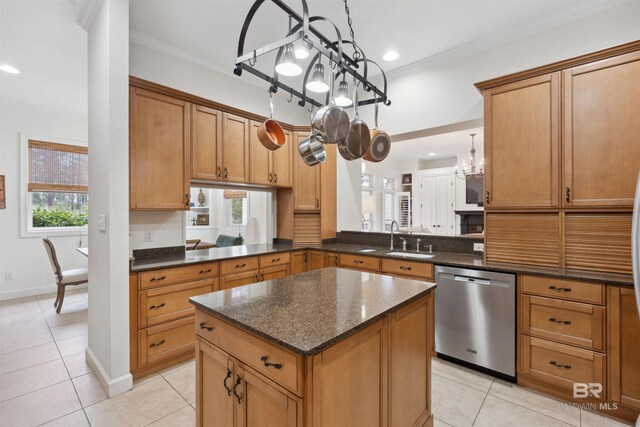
[31, 192, 88, 228]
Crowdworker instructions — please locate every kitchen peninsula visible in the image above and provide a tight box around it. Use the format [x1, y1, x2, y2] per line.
[190, 267, 435, 427]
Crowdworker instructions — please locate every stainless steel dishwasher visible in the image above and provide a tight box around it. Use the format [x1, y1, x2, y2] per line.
[435, 266, 516, 378]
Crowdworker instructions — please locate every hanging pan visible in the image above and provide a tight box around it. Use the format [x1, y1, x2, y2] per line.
[299, 109, 327, 166]
[364, 98, 391, 162]
[311, 67, 350, 144]
[339, 86, 370, 161]
[257, 91, 286, 150]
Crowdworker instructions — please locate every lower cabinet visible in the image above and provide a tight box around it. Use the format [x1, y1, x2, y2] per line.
[221, 270, 259, 290]
[291, 251, 307, 274]
[307, 250, 324, 271]
[138, 317, 196, 367]
[324, 252, 339, 268]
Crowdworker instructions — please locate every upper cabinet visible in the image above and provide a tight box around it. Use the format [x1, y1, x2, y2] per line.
[563, 51, 640, 208]
[130, 87, 191, 210]
[293, 131, 321, 211]
[483, 73, 560, 209]
[249, 121, 292, 187]
[191, 105, 222, 181]
[220, 113, 250, 184]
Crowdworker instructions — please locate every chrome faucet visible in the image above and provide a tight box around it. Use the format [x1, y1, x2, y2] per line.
[389, 220, 399, 250]
[416, 238, 421, 252]
[401, 237, 407, 251]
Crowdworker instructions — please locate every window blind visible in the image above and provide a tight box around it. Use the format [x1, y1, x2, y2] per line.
[28, 140, 88, 193]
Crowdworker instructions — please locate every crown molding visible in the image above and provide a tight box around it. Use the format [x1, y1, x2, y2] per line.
[73, 0, 103, 31]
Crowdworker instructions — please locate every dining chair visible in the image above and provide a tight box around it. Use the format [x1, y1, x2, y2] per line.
[42, 237, 88, 313]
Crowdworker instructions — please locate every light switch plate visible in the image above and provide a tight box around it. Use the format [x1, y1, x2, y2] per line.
[98, 215, 107, 232]
[474, 243, 484, 252]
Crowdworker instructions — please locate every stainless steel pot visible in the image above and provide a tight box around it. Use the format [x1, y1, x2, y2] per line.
[339, 87, 370, 160]
[298, 133, 326, 166]
[311, 74, 349, 144]
[363, 99, 391, 162]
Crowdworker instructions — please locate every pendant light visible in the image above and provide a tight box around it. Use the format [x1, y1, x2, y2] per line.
[305, 61, 329, 93]
[334, 77, 352, 107]
[275, 43, 302, 76]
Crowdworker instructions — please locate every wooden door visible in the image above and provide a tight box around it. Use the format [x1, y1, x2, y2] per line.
[484, 73, 560, 208]
[308, 250, 324, 271]
[235, 365, 300, 427]
[220, 270, 258, 291]
[325, 252, 339, 268]
[191, 104, 222, 181]
[436, 175, 454, 235]
[563, 51, 640, 207]
[221, 113, 250, 183]
[291, 251, 307, 275]
[249, 120, 273, 186]
[196, 339, 235, 427]
[608, 287, 640, 410]
[389, 296, 431, 427]
[260, 264, 290, 282]
[272, 130, 292, 187]
[293, 132, 321, 211]
[420, 176, 437, 234]
[129, 87, 190, 210]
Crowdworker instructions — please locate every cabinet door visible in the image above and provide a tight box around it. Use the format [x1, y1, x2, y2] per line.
[436, 175, 454, 235]
[260, 264, 290, 282]
[220, 270, 258, 291]
[484, 73, 560, 208]
[221, 113, 250, 183]
[249, 120, 273, 186]
[196, 339, 235, 427]
[325, 252, 339, 268]
[291, 251, 307, 275]
[130, 87, 190, 210]
[191, 104, 222, 181]
[293, 132, 321, 211]
[236, 365, 300, 427]
[420, 176, 438, 234]
[563, 51, 640, 207]
[272, 130, 292, 187]
[609, 287, 640, 410]
[308, 250, 324, 271]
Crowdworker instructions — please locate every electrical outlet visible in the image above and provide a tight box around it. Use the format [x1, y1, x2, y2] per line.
[474, 243, 484, 252]
[5, 272, 14, 281]
[144, 231, 153, 242]
[98, 214, 107, 232]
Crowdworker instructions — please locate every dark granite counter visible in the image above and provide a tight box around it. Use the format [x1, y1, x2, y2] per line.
[190, 268, 436, 355]
[130, 242, 633, 287]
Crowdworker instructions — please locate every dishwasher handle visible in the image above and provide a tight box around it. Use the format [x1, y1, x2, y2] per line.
[453, 275, 491, 286]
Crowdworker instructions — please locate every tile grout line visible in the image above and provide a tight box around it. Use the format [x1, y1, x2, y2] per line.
[470, 378, 494, 426]
[144, 375, 191, 426]
[488, 393, 577, 427]
[143, 403, 192, 427]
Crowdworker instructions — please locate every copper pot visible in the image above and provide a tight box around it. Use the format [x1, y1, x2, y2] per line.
[363, 100, 391, 162]
[257, 92, 286, 150]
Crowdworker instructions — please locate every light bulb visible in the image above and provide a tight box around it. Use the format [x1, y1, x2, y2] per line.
[275, 44, 302, 77]
[305, 63, 329, 93]
[294, 45, 309, 59]
[334, 80, 352, 107]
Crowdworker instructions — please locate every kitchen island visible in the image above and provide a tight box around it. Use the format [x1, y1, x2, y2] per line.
[190, 267, 436, 427]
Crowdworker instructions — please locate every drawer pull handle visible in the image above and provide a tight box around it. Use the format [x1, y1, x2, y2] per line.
[548, 317, 571, 325]
[150, 276, 167, 282]
[199, 268, 212, 274]
[272, 258, 280, 262]
[548, 285, 571, 292]
[260, 356, 282, 370]
[223, 368, 232, 396]
[233, 375, 242, 404]
[353, 260, 364, 264]
[199, 322, 214, 331]
[549, 360, 571, 369]
[149, 339, 165, 348]
[149, 303, 166, 310]
[235, 263, 246, 269]
[400, 266, 412, 271]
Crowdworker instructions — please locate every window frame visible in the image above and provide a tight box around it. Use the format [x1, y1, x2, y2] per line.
[226, 196, 249, 227]
[20, 133, 89, 237]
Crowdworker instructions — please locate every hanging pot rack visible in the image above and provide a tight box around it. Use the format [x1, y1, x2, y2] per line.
[234, 0, 391, 109]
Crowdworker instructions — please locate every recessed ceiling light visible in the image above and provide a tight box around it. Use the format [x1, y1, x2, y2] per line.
[382, 51, 399, 62]
[0, 65, 20, 74]
[429, 152, 436, 156]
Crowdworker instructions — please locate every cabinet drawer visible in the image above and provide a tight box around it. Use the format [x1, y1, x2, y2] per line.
[259, 252, 291, 268]
[220, 256, 259, 275]
[139, 279, 216, 328]
[339, 254, 380, 272]
[520, 336, 605, 393]
[138, 317, 195, 366]
[521, 275, 605, 305]
[521, 295, 605, 351]
[381, 258, 434, 280]
[139, 262, 218, 290]
[196, 310, 302, 395]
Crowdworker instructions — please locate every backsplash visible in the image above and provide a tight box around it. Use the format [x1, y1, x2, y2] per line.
[336, 231, 483, 254]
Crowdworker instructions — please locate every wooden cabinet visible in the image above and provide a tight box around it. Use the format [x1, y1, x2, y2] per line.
[291, 251, 307, 274]
[563, 51, 640, 208]
[483, 73, 560, 209]
[191, 105, 222, 181]
[129, 87, 191, 210]
[292, 132, 321, 211]
[221, 113, 250, 183]
[307, 250, 324, 271]
[381, 258, 434, 280]
[249, 122, 293, 187]
[221, 270, 259, 291]
[138, 317, 196, 367]
[339, 254, 381, 272]
[325, 252, 339, 268]
[196, 339, 234, 427]
[608, 287, 640, 411]
[260, 264, 290, 282]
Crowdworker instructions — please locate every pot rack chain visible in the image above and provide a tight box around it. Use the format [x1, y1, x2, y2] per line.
[234, 0, 391, 109]
[342, 0, 361, 61]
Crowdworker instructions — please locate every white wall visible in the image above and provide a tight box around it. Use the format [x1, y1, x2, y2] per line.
[0, 102, 88, 300]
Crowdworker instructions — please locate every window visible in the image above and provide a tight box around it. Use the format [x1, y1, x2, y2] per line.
[362, 190, 374, 232]
[24, 137, 88, 234]
[383, 191, 395, 231]
[362, 173, 372, 188]
[383, 177, 395, 190]
[224, 190, 248, 226]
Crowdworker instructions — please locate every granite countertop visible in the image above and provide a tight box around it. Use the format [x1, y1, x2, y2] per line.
[190, 268, 436, 355]
[130, 242, 634, 287]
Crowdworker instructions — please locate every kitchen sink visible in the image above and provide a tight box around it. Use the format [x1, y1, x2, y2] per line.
[357, 248, 378, 253]
[386, 251, 435, 259]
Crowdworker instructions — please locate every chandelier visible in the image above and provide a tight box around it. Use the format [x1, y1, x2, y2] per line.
[455, 133, 484, 179]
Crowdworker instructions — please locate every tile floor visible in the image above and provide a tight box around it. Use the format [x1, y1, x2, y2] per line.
[0, 291, 633, 426]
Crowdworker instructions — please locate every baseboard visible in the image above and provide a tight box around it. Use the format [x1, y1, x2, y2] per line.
[86, 347, 133, 398]
[0, 283, 88, 301]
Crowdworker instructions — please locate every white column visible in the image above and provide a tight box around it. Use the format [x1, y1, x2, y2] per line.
[85, 0, 132, 397]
